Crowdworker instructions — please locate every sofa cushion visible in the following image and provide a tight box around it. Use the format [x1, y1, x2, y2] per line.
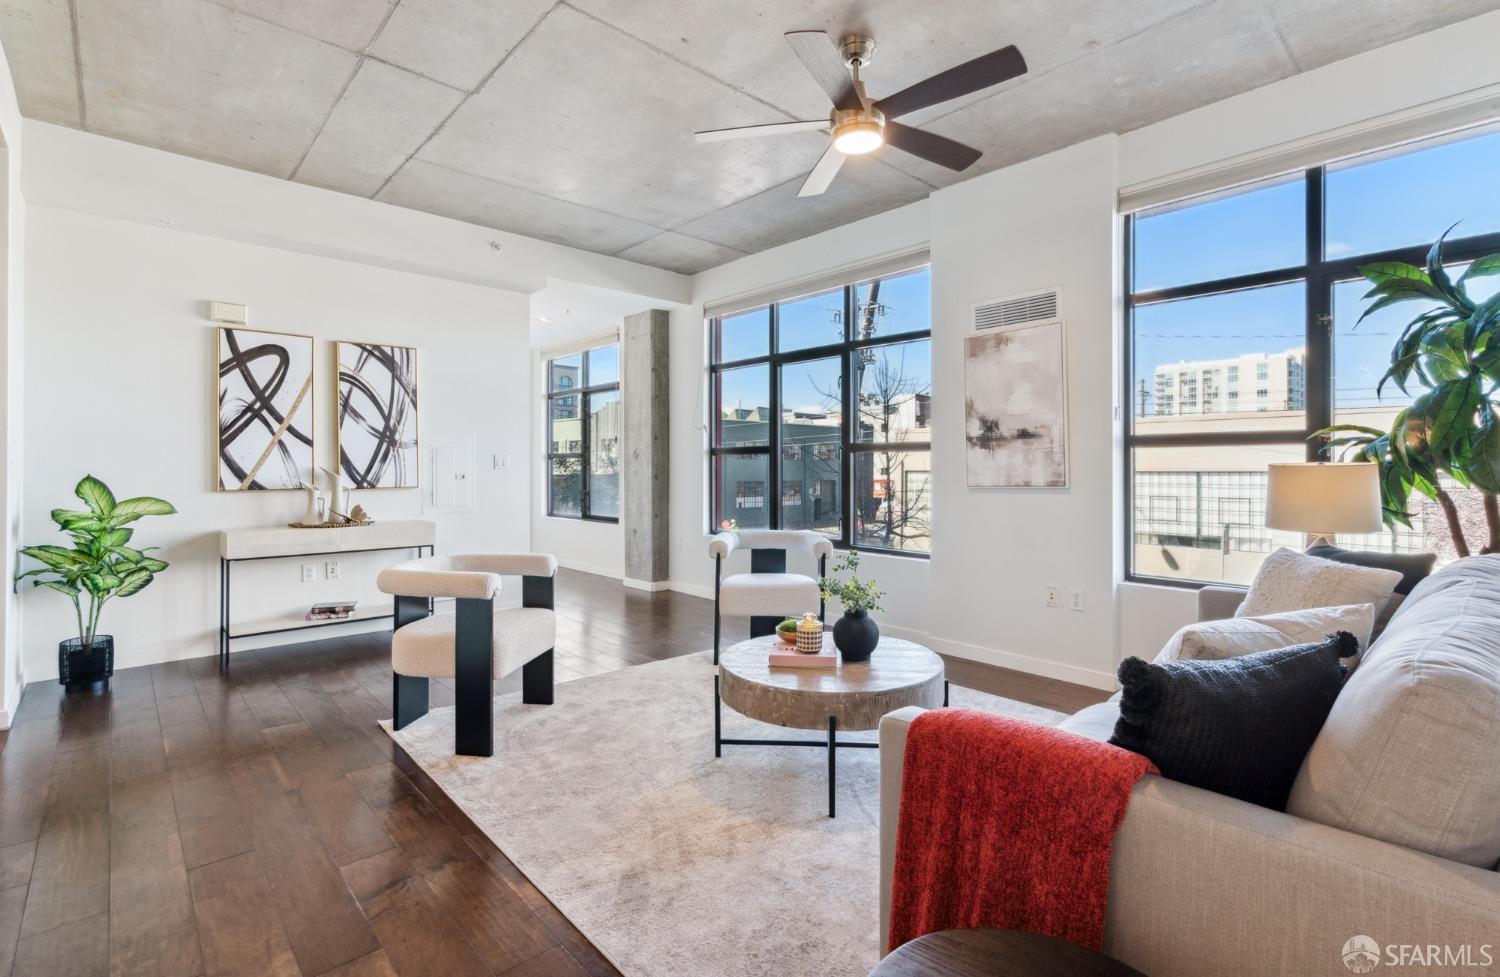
[1110, 633, 1355, 810]
[1159, 603, 1374, 666]
[1237, 547, 1401, 620]
[1055, 698, 1120, 742]
[1286, 555, 1500, 868]
[1304, 543, 1436, 595]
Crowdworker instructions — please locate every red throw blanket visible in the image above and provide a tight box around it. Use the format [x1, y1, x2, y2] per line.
[888, 709, 1157, 952]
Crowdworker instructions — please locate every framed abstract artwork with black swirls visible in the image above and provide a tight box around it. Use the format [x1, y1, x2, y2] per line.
[216, 327, 315, 491]
[336, 341, 419, 489]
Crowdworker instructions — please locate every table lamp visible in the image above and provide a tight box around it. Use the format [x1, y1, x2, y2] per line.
[1265, 462, 1383, 547]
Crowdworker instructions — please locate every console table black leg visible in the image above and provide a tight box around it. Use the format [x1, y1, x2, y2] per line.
[827, 716, 837, 818]
[714, 673, 722, 758]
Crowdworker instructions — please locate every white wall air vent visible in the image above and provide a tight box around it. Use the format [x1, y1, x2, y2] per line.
[974, 288, 1060, 331]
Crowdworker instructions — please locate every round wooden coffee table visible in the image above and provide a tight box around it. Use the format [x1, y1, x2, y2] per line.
[871, 929, 1146, 977]
[715, 633, 945, 817]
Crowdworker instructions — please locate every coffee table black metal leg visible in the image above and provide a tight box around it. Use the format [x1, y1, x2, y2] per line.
[827, 716, 837, 818]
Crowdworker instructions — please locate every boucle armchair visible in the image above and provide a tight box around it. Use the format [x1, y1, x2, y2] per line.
[377, 553, 557, 757]
[709, 529, 834, 663]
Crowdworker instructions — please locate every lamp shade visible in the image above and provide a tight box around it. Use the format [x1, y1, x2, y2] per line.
[1265, 462, 1383, 534]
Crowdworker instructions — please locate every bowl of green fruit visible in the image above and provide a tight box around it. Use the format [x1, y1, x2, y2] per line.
[775, 619, 798, 644]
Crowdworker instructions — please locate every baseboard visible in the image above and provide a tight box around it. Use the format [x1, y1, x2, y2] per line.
[0, 665, 23, 730]
[670, 581, 714, 600]
[922, 632, 1118, 692]
[556, 558, 624, 580]
[622, 578, 670, 593]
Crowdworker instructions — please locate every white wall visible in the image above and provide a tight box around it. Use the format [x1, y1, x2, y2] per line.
[21, 205, 532, 679]
[0, 38, 23, 726]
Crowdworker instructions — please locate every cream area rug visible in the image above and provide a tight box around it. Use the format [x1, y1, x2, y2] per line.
[384, 651, 1066, 977]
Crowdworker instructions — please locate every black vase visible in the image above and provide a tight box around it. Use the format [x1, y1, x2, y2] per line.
[59, 635, 113, 693]
[832, 611, 879, 662]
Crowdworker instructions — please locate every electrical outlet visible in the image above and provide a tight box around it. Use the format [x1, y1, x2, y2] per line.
[300, 563, 316, 583]
[1044, 585, 1060, 608]
[1069, 588, 1085, 612]
[326, 560, 340, 581]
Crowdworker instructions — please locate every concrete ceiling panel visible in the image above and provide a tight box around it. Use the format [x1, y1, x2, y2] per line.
[367, 0, 556, 92]
[0, 0, 80, 125]
[294, 59, 464, 197]
[615, 231, 749, 275]
[219, 0, 396, 51]
[672, 155, 931, 255]
[377, 158, 665, 254]
[77, 0, 358, 177]
[880, 0, 1298, 188]
[566, 0, 1207, 123]
[1267, 0, 1492, 70]
[417, 5, 832, 229]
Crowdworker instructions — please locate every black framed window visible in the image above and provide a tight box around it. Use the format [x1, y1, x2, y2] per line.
[709, 265, 932, 555]
[547, 344, 620, 521]
[1125, 125, 1500, 586]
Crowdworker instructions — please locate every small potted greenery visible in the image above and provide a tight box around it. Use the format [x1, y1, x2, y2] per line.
[775, 618, 799, 644]
[18, 475, 175, 691]
[818, 551, 885, 661]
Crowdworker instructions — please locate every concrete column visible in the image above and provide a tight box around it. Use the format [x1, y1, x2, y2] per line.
[622, 310, 670, 590]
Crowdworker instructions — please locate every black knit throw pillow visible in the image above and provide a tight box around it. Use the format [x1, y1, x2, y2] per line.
[1109, 632, 1356, 810]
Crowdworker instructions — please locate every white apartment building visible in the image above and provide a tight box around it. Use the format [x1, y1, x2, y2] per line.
[1149, 348, 1307, 416]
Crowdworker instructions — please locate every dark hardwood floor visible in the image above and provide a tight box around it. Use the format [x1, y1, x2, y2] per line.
[0, 568, 1106, 977]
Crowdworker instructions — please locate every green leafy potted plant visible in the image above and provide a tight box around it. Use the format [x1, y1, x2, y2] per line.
[1318, 226, 1500, 555]
[818, 551, 884, 661]
[18, 475, 176, 691]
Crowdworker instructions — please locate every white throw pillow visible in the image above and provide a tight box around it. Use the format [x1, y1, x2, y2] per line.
[1236, 547, 1401, 619]
[1155, 603, 1376, 665]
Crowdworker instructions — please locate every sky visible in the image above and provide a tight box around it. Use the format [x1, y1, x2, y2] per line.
[1133, 127, 1500, 415]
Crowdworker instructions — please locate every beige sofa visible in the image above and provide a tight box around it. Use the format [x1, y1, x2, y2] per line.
[878, 557, 1500, 976]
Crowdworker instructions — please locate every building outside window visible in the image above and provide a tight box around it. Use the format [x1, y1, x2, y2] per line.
[708, 264, 932, 554]
[545, 343, 621, 521]
[1126, 124, 1500, 585]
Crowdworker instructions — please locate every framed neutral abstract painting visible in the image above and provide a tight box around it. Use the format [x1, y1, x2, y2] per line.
[216, 327, 315, 491]
[336, 341, 419, 489]
[964, 321, 1069, 487]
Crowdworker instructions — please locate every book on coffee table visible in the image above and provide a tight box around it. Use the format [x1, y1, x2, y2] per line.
[769, 638, 837, 669]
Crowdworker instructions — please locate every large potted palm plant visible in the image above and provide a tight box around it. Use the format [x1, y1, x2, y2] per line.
[1320, 226, 1500, 555]
[18, 475, 175, 691]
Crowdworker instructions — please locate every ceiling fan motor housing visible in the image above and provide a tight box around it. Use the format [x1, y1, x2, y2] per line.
[840, 34, 876, 67]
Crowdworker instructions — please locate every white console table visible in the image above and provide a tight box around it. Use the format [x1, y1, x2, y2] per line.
[218, 519, 437, 665]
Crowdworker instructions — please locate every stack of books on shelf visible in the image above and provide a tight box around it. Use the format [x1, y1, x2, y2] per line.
[306, 601, 358, 621]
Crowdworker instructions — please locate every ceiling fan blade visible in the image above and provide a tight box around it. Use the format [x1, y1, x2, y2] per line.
[694, 119, 829, 143]
[798, 144, 847, 197]
[784, 31, 861, 112]
[884, 122, 982, 171]
[875, 45, 1027, 120]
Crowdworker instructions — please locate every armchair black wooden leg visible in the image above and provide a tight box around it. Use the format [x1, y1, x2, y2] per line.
[522, 650, 554, 705]
[454, 597, 494, 757]
[750, 615, 779, 638]
[392, 673, 429, 730]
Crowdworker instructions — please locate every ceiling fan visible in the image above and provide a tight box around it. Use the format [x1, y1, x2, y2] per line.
[694, 32, 1026, 197]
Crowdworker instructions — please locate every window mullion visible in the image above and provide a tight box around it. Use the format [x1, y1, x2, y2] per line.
[1304, 165, 1333, 460]
[769, 302, 783, 530]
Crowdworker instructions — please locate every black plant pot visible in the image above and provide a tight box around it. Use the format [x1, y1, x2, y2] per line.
[59, 635, 113, 693]
[832, 611, 879, 662]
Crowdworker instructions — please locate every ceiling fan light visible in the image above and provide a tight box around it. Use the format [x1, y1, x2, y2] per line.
[832, 121, 883, 155]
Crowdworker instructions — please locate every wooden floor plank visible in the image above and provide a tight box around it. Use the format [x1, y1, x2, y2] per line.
[187, 851, 299, 977]
[107, 773, 203, 977]
[340, 848, 491, 977]
[0, 883, 28, 977]
[21, 746, 111, 939]
[167, 765, 254, 870]
[0, 840, 37, 891]
[225, 754, 378, 976]
[12, 911, 109, 977]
